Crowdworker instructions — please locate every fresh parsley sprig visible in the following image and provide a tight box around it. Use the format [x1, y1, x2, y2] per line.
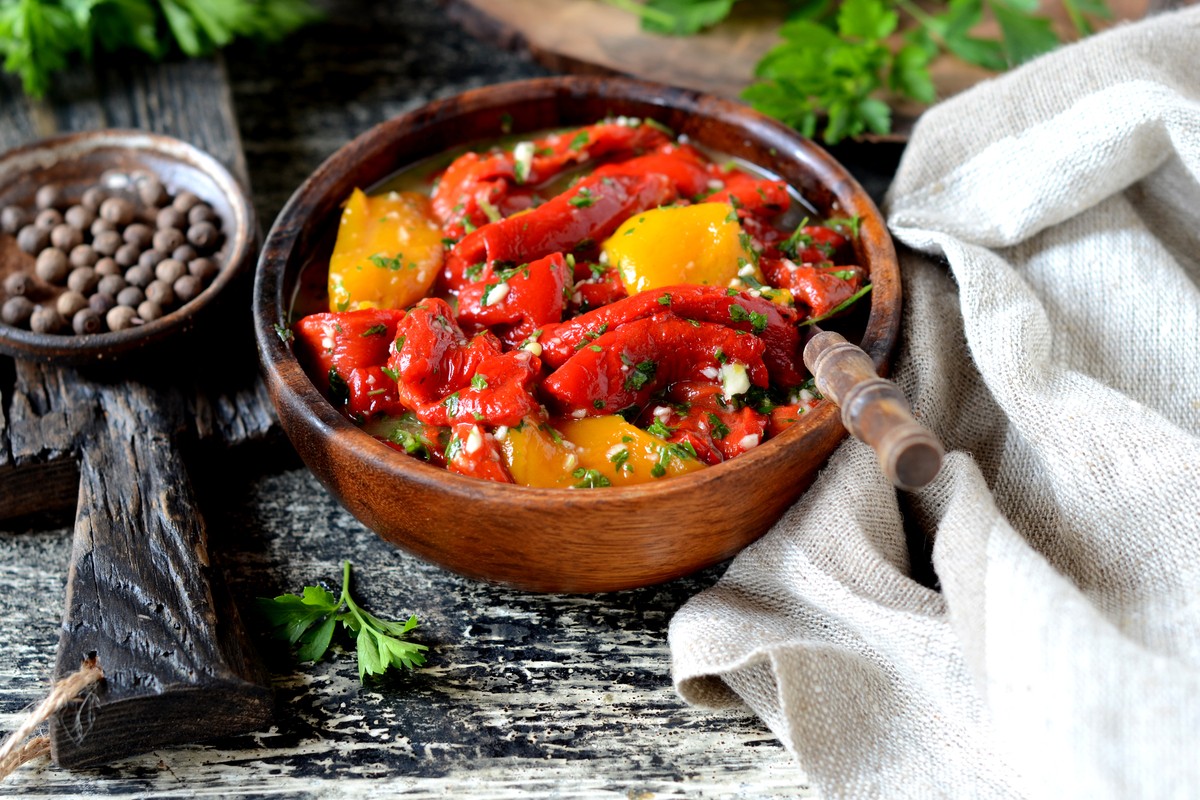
[0, 0, 320, 98]
[257, 561, 428, 683]
[610, 0, 1110, 143]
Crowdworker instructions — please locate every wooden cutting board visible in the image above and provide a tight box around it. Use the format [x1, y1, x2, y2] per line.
[0, 56, 276, 768]
[446, 0, 1154, 138]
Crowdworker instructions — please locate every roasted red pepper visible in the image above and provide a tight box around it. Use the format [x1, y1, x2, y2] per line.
[432, 121, 671, 239]
[705, 169, 790, 217]
[387, 298, 501, 407]
[540, 314, 768, 417]
[445, 422, 513, 483]
[540, 285, 805, 386]
[414, 349, 542, 428]
[456, 253, 571, 347]
[441, 172, 675, 293]
[761, 259, 865, 319]
[591, 143, 711, 198]
[647, 382, 769, 465]
[292, 307, 406, 397]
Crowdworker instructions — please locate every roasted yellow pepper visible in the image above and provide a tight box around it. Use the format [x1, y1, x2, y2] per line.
[328, 189, 443, 312]
[602, 202, 755, 294]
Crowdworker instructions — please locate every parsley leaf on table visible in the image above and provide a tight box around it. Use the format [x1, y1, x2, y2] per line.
[0, 0, 320, 98]
[606, 0, 1110, 143]
[257, 561, 428, 682]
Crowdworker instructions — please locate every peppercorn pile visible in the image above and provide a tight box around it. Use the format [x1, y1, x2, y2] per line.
[0, 171, 223, 335]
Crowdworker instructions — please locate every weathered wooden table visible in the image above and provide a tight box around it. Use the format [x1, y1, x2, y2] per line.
[0, 2, 901, 795]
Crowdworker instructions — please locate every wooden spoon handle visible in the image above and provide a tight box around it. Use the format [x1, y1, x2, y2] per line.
[50, 383, 271, 768]
[803, 330, 943, 491]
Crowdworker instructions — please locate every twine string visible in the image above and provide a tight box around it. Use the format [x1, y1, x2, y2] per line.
[0, 658, 104, 781]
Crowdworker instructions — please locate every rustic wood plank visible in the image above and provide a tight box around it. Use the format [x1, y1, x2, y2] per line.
[49, 381, 271, 768]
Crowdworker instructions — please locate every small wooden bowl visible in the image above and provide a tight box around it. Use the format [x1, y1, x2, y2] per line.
[254, 77, 900, 592]
[0, 130, 256, 365]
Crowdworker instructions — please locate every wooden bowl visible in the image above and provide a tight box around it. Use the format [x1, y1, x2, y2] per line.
[0, 130, 257, 365]
[254, 76, 900, 592]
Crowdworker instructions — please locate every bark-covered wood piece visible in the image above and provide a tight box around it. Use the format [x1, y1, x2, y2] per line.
[50, 381, 271, 768]
[0, 55, 276, 769]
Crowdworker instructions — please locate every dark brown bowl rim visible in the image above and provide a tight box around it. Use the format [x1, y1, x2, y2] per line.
[0, 129, 257, 365]
[254, 76, 900, 509]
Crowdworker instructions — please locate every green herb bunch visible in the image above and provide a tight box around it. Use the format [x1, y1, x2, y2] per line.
[258, 560, 428, 683]
[0, 0, 320, 98]
[611, 0, 1110, 142]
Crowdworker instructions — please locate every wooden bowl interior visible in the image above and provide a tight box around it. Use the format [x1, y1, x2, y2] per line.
[0, 130, 256, 365]
[256, 77, 900, 592]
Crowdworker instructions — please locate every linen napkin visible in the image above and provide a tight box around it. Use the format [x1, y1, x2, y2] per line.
[669, 8, 1200, 799]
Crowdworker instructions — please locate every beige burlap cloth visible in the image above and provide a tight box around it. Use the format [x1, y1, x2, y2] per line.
[669, 8, 1200, 799]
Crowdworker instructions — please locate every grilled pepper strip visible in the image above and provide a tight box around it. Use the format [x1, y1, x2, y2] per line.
[650, 381, 769, 465]
[441, 172, 674, 293]
[540, 285, 806, 386]
[292, 307, 407, 398]
[540, 314, 768, 417]
[456, 253, 571, 347]
[590, 143, 712, 198]
[705, 169, 790, 217]
[387, 298, 502, 407]
[445, 422, 513, 484]
[433, 121, 671, 239]
[415, 350, 542, 428]
[761, 259, 866, 319]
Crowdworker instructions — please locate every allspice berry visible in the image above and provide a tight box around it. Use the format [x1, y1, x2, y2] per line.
[64, 204, 96, 230]
[106, 305, 137, 331]
[116, 286, 145, 307]
[186, 222, 219, 250]
[50, 223, 83, 252]
[99, 197, 136, 226]
[17, 225, 50, 254]
[137, 176, 168, 207]
[145, 280, 173, 306]
[4, 272, 32, 296]
[152, 227, 185, 253]
[93, 230, 123, 257]
[173, 274, 202, 303]
[67, 266, 99, 294]
[89, 293, 116, 315]
[1, 205, 30, 234]
[172, 244, 198, 264]
[188, 257, 218, 281]
[187, 204, 217, 225]
[69, 244, 99, 269]
[156, 206, 186, 231]
[35, 208, 63, 229]
[172, 191, 201, 214]
[35, 184, 62, 211]
[81, 187, 107, 212]
[155, 258, 187, 284]
[57, 290, 89, 318]
[30, 305, 66, 334]
[35, 248, 71, 283]
[73, 308, 104, 335]
[138, 249, 165, 271]
[115, 242, 141, 268]
[2, 296, 34, 326]
[123, 223, 154, 249]
[94, 257, 121, 277]
[137, 300, 163, 322]
[124, 265, 152, 288]
[91, 217, 116, 237]
[97, 274, 126, 297]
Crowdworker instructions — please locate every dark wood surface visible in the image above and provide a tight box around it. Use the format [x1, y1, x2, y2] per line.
[1, 1, 905, 794]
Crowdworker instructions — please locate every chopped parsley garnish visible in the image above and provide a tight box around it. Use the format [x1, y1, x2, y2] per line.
[381, 366, 400, 382]
[471, 375, 489, 390]
[780, 218, 813, 259]
[588, 344, 603, 352]
[646, 418, 674, 439]
[464, 262, 486, 280]
[360, 324, 387, 337]
[442, 392, 460, 416]
[707, 413, 730, 440]
[593, 398, 606, 410]
[657, 293, 671, 306]
[328, 368, 349, 407]
[571, 468, 611, 488]
[829, 269, 857, 280]
[273, 323, 293, 344]
[569, 130, 590, 151]
[826, 215, 861, 238]
[478, 196, 502, 223]
[729, 304, 751, 323]
[609, 448, 632, 473]
[569, 188, 596, 208]
[800, 284, 874, 327]
[368, 253, 406, 271]
[623, 359, 657, 392]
